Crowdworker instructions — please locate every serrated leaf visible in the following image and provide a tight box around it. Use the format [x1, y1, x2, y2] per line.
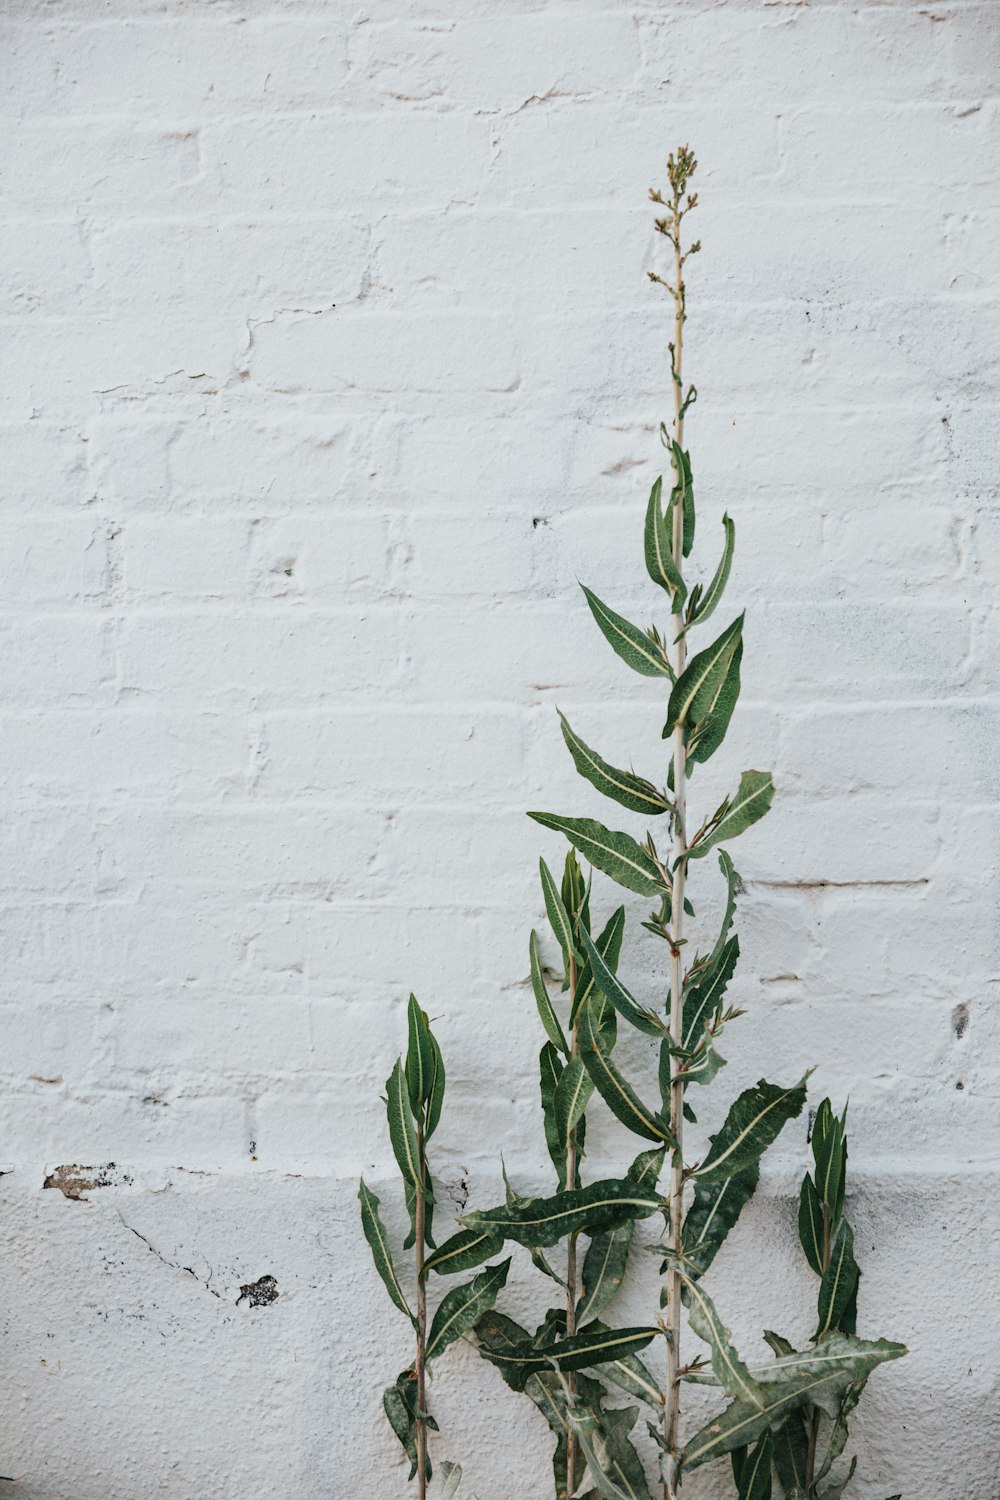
[559, 712, 670, 817]
[816, 1219, 859, 1339]
[479, 1324, 659, 1380]
[426, 1258, 511, 1360]
[665, 614, 744, 737]
[423, 1227, 506, 1278]
[737, 1431, 773, 1500]
[579, 925, 667, 1038]
[798, 1172, 825, 1276]
[529, 929, 569, 1056]
[405, 994, 436, 1116]
[358, 1178, 413, 1321]
[528, 1373, 651, 1500]
[528, 813, 668, 898]
[687, 770, 774, 860]
[572, 905, 625, 1024]
[579, 997, 674, 1143]
[462, 1176, 663, 1250]
[644, 475, 686, 605]
[582, 585, 672, 678]
[541, 856, 579, 966]
[386, 1057, 424, 1195]
[687, 639, 742, 766]
[682, 934, 739, 1051]
[554, 1055, 594, 1153]
[683, 1162, 759, 1277]
[688, 513, 735, 631]
[693, 1076, 807, 1185]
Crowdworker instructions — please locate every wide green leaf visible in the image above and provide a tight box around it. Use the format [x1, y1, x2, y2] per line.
[693, 1077, 807, 1185]
[554, 1055, 594, 1153]
[462, 1175, 663, 1250]
[386, 1057, 424, 1194]
[540, 856, 579, 966]
[687, 639, 742, 766]
[529, 929, 569, 1056]
[383, 1370, 435, 1483]
[737, 1431, 773, 1500]
[644, 475, 686, 605]
[581, 585, 672, 678]
[577, 1224, 633, 1324]
[798, 1172, 825, 1276]
[579, 997, 674, 1143]
[683, 1162, 759, 1277]
[816, 1219, 859, 1339]
[665, 613, 744, 736]
[480, 1324, 659, 1380]
[426, 1258, 511, 1360]
[405, 994, 435, 1116]
[682, 933, 738, 1050]
[528, 813, 668, 897]
[687, 770, 775, 860]
[423, 1226, 506, 1278]
[579, 925, 667, 1038]
[358, 1178, 413, 1321]
[559, 712, 670, 817]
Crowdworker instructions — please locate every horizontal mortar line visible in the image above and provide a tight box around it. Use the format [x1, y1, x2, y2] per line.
[757, 878, 931, 891]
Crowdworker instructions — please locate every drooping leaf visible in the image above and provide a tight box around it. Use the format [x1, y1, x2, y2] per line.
[687, 770, 775, 860]
[383, 1370, 433, 1483]
[405, 994, 436, 1116]
[579, 997, 674, 1143]
[559, 712, 670, 817]
[683, 1161, 760, 1277]
[479, 1324, 660, 1380]
[599, 1350, 664, 1408]
[581, 585, 672, 678]
[687, 513, 735, 633]
[709, 849, 740, 966]
[680, 1275, 762, 1408]
[540, 1041, 568, 1186]
[813, 1378, 866, 1487]
[529, 929, 569, 1056]
[798, 1172, 825, 1276]
[737, 1431, 773, 1500]
[819, 1456, 859, 1500]
[527, 813, 668, 898]
[579, 925, 668, 1037]
[686, 639, 742, 766]
[665, 440, 695, 559]
[773, 1410, 810, 1499]
[554, 1055, 594, 1153]
[358, 1178, 413, 1321]
[423, 1227, 506, 1278]
[693, 1077, 807, 1185]
[540, 856, 579, 966]
[682, 934, 739, 1050]
[475, 1308, 533, 1392]
[815, 1219, 859, 1340]
[426, 1258, 511, 1360]
[527, 1372, 651, 1500]
[426, 1029, 445, 1139]
[439, 1461, 463, 1500]
[577, 1224, 633, 1324]
[572, 905, 626, 1024]
[644, 475, 686, 605]
[386, 1058, 425, 1195]
[665, 614, 744, 737]
[462, 1175, 663, 1251]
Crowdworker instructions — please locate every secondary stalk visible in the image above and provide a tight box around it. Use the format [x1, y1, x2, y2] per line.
[565, 953, 581, 1498]
[414, 1137, 428, 1500]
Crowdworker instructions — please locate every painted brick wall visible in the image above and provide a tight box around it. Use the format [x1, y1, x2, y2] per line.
[1, 3, 997, 1496]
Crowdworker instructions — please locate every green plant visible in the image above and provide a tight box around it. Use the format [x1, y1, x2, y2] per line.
[444, 146, 905, 1499]
[360, 996, 504, 1497]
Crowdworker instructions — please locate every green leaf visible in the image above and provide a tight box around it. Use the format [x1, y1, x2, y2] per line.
[665, 614, 744, 737]
[693, 1077, 808, 1185]
[358, 1178, 413, 1321]
[403, 1175, 436, 1251]
[773, 1410, 810, 1500]
[680, 1275, 761, 1407]
[439, 1461, 463, 1500]
[682, 934, 739, 1051]
[581, 585, 672, 678]
[572, 905, 626, 1024]
[665, 440, 695, 559]
[539, 1042, 567, 1186]
[462, 1175, 663, 1251]
[559, 712, 670, 817]
[644, 475, 686, 605]
[423, 1227, 506, 1278]
[523, 1372, 651, 1500]
[687, 513, 735, 631]
[426, 1029, 445, 1139]
[812, 1099, 848, 1224]
[737, 1431, 773, 1500]
[475, 1308, 533, 1391]
[798, 1172, 825, 1276]
[579, 925, 667, 1038]
[540, 856, 579, 966]
[686, 639, 742, 766]
[554, 1055, 594, 1153]
[577, 1224, 633, 1324]
[528, 813, 668, 898]
[816, 1219, 859, 1339]
[383, 1370, 433, 1483]
[814, 1379, 865, 1487]
[386, 1058, 424, 1194]
[683, 1162, 759, 1277]
[529, 929, 569, 1056]
[579, 997, 674, 1143]
[426, 1258, 511, 1360]
[405, 994, 436, 1116]
[710, 850, 741, 966]
[687, 770, 775, 861]
[682, 1336, 907, 1472]
[599, 1350, 664, 1408]
[480, 1324, 660, 1380]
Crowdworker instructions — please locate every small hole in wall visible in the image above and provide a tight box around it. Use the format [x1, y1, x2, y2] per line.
[956, 1080, 964, 1091]
[532, 517, 549, 529]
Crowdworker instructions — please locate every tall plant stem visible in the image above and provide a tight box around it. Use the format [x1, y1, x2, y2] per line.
[414, 1136, 428, 1500]
[663, 168, 690, 1500]
[565, 954, 580, 1499]
[805, 1203, 833, 1489]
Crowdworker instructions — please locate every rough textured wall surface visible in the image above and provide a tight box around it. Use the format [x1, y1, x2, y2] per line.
[1, 2, 998, 1496]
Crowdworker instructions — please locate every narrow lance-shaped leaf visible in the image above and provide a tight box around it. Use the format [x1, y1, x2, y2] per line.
[815, 1219, 859, 1340]
[426, 1258, 511, 1360]
[737, 1431, 773, 1500]
[644, 475, 686, 605]
[798, 1172, 825, 1276]
[686, 513, 735, 632]
[554, 1055, 594, 1153]
[581, 584, 672, 678]
[572, 904, 625, 1024]
[461, 1175, 664, 1251]
[665, 439, 695, 559]
[693, 1076, 808, 1185]
[539, 1041, 566, 1185]
[680, 1274, 762, 1408]
[773, 1410, 810, 1500]
[480, 1324, 660, 1380]
[385, 1058, 425, 1195]
[686, 639, 742, 767]
[529, 929, 568, 1056]
[665, 613, 744, 737]
[687, 770, 774, 861]
[682, 934, 738, 1050]
[425, 1029, 445, 1140]
[358, 1178, 413, 1321]
[559, 711, 670, 817]
[579, 996, 674, 1144]
[528, 812, 668, 898]
[422, 1226, 506, 1278]
[579, 925, 668, 1038]
[682, 1162, 760, 1278]
[540, 856, 579, 966]
[405, 994, 435, 1116]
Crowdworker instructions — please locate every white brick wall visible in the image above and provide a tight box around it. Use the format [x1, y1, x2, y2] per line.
[1, 3, 997, 1496]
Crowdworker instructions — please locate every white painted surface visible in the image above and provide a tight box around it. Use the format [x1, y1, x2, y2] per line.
[0, 3, 997, 1496]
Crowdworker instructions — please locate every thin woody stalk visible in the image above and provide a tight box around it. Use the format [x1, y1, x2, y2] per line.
[564, 953, 580, 1499]
[414, 1138, 429, 1500]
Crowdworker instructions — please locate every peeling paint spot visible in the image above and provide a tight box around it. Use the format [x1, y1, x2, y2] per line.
[237, 1274, 279, 1308]
[43, 1163, 132, 1201]
[952, 1003, 969, 1039]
